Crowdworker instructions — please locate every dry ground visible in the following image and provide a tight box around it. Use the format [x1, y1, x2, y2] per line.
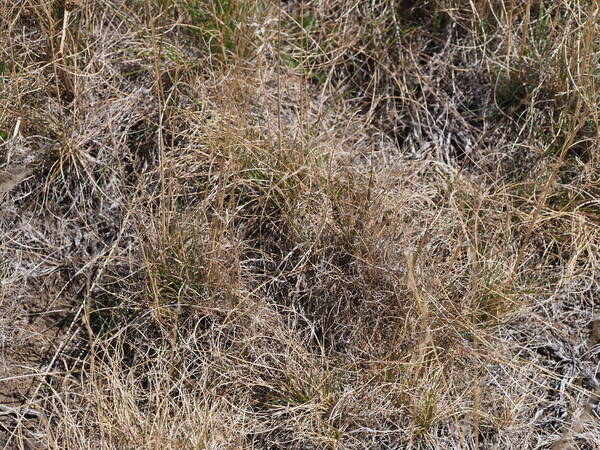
[0, 1, 599, 449]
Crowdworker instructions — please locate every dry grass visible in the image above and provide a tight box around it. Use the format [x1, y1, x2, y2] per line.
[0, 0, 599, 449]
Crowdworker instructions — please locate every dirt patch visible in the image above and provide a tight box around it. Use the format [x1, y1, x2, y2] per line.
[0, 185, 89, 447]
[1, 274, 74, 405]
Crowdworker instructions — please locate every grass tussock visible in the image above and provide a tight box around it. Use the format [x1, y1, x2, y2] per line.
[0, 0, 599, 448]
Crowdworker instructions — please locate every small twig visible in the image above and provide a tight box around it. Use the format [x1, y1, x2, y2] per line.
[58, 9, 71, 58]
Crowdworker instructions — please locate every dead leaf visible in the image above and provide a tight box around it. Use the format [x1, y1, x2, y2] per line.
[0, 167, 31, 193]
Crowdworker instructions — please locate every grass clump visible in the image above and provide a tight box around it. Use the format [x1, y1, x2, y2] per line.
[0, 0, 598, 449]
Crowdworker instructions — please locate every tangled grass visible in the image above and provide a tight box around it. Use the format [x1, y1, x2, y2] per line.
[0, 1, 598, 448]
